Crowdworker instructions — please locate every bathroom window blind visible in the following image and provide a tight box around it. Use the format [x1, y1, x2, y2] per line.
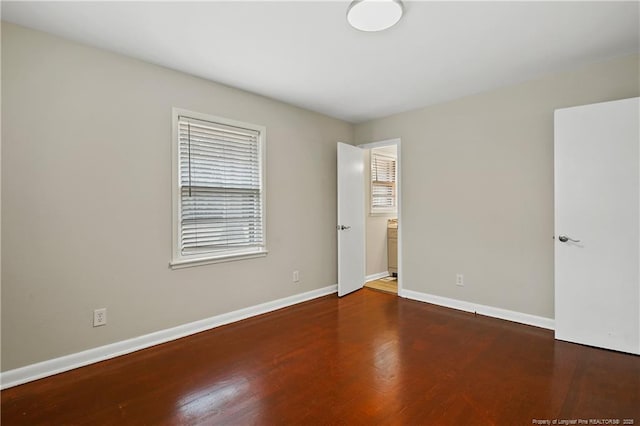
[178, 115, 264, 257]
[371, 152, 396, 210]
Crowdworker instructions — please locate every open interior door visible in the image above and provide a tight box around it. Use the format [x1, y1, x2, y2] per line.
[554, 97, 639, 354]
[337, 142, 365, 297]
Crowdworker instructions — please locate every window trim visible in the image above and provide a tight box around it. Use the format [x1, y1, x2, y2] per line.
[170, 108, 267, 269]
[370, 151, 397, 215]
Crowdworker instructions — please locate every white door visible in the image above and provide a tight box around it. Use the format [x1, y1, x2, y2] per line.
[337, 142, 365, 297]
[554, 97, 639, 355]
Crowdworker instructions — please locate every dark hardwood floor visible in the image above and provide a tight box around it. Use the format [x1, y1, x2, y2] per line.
[2, 289, 639, 425]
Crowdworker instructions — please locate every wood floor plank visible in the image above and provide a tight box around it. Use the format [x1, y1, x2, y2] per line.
[2, 289, 639, 425]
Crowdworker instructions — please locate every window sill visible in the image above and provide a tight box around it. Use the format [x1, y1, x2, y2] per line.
[370, 211, 397, 217]
[170, 249, 268, 270]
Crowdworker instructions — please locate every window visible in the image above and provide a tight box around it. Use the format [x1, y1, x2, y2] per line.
[171, 109, 266, 268]
[370, 150, 397, 214]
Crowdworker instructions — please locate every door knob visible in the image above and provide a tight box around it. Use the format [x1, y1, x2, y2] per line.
[558, 235, 580, 243]
[337, 225, 351, 230]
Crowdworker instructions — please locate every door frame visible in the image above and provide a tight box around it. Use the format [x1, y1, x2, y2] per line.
[358, 138, 403, 297]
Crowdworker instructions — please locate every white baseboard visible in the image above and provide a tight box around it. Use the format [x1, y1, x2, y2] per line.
[1, 284, 338, 390]
[365, 271, 389, 282]
[402, 289, 554, 330]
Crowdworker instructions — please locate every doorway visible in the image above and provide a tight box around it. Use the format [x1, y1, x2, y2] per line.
[336, 139, 402, 298]
[359, 139, 402, 296]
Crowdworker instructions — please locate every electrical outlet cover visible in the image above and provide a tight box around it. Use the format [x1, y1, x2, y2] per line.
[93, 308, 107, 327]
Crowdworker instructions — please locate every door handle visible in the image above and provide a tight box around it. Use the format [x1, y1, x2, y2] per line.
[558, 235, 580, 243]
[337, 225, 351, 230]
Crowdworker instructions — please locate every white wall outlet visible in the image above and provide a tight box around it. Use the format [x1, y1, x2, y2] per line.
[293, 270, 300, 283]
[456, 274, 464, 287]
[93, 308, 107, 327]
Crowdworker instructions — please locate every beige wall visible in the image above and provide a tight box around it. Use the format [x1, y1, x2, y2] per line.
[1, 23, 353, 370]
[355, 54, 640, 319]
[2, 22, 639, 372]
[366, 216, 391, 277]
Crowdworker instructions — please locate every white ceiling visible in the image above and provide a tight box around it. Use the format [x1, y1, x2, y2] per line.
[2, 1, 638, 123]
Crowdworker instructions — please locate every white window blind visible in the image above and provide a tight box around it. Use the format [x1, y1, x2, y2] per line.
[371, 152, 396, 210]
[175, 113, 265, 263]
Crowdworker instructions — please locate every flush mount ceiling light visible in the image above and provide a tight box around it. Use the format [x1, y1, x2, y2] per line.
[347, 0, 404, 32]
